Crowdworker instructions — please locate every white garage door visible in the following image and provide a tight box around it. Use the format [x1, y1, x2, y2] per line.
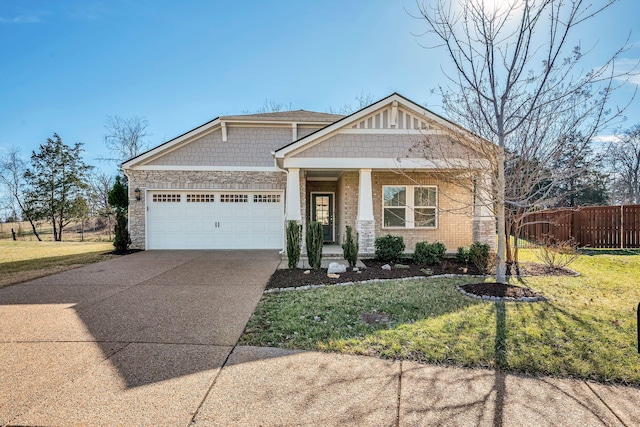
[146, 191, 284, 249]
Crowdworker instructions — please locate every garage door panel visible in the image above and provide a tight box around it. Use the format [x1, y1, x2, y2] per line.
[147, 191, 283, 250]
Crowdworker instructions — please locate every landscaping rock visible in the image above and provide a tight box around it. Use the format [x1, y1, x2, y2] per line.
[327, 262, 347, 274]
[303, 270, 311, 274]
[327, 273, 340, 279]
[381, 264, 391, 270]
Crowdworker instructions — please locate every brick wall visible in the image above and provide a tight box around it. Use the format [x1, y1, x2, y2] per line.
[371, 171, 474, 252]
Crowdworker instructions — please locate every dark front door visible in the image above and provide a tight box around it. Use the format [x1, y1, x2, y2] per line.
[311, 193, 334, 242]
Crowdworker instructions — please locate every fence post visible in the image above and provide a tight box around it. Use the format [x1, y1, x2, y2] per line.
[621, 205, 624, 249]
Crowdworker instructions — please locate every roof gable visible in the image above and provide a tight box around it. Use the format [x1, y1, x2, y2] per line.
[274, 93, 488, 158]
[122, 109, 339, 169]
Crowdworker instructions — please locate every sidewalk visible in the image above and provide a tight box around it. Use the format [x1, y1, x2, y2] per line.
[189, 346, 640, 427]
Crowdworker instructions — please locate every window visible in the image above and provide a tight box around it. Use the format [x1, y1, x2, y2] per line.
[220, 194, 248, 203]
[187, 194, 214, 203]
[254, 194, 281, 203]
[153, 193, 181, 203]
[383, 185, 437, 228]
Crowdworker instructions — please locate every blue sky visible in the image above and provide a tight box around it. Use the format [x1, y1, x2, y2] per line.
[1, 0, 639, 173]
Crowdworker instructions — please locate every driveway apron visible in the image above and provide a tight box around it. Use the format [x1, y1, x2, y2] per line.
[0, 250, 279, 427]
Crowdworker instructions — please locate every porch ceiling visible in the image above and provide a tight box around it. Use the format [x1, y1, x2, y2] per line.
[305, 170, 343, 179]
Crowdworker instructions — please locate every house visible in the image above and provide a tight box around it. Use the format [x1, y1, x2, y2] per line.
[122, 93, 495, 254]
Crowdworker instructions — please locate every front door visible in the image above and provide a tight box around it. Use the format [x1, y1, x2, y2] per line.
[311, 193, 334, 242]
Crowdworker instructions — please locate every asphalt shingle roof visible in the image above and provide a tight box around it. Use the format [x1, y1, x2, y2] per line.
[220, 110, 344, 122]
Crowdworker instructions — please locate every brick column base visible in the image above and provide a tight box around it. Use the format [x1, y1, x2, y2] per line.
[356, 220, 376, 255]
[472, 218, 497, 251]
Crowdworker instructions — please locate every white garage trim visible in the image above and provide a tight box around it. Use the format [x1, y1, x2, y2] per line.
[145, 189, 284, 250]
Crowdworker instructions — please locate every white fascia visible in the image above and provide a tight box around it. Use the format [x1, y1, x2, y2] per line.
[281, 157, 490, 170]
[128, 165, 282, 172]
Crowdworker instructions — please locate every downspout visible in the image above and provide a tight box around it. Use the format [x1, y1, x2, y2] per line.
[122, 168, 135, 249]
[273, 153, 287, 255]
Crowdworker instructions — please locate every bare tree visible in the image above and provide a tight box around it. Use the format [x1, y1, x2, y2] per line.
[416, 0, 633, 281]
[243, 99, 294, 114]
[101, 115, 150, 168]
[607, 124, 640, 204]
[87, 170, 114, 239]
[0, 147, 41, 240]
[328, 91, 376, 115]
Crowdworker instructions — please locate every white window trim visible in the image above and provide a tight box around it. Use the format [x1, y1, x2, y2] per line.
[382, 185, 438, 229]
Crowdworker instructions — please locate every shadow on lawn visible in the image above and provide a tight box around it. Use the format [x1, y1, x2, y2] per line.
[580, 248, 640, 256]
[0, 251, 112, 274]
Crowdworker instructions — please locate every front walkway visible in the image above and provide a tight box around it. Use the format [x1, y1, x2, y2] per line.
[1, 252, 639, 426]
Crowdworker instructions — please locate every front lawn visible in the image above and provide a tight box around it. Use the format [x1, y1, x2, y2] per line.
[0, 240, 115, 287]
[240, 250, 640, 385]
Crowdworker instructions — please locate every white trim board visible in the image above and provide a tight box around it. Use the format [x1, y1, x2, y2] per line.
[283, 157, 490, 170]
[129, 165, 283, 172]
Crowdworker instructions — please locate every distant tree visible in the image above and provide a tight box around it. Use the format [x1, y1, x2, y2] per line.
[0, 147, 41, 240]
[245, 99, 294, 114]
[548, 135, 610, 207]
[72, 196, 89, 242]
[607, 124, 640, 204]
[108, 175, 130, 252]
[87, 171, 114, 239]
[101, 115, 150, 168]
[328, 91, 376, 115]
[24, 134, 92, 241]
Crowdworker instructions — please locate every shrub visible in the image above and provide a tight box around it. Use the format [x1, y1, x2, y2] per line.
[469, 242, 491, 274]
[306, 221, 323, 269]
[374, 234, 405, 262]
[113, 213, 131, 253]
[341, 225, 359, 268]
[535, 239, 579, 271]
[286, 220, 302, 269]
[108, 176, 130, 253]
[413, 241, 446, 265]
[456, 246, 471, 264]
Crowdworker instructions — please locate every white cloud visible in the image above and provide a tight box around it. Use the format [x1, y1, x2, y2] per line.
[0, 15, 42, 24]
[592, 134, 622, 144]
[612, 58, 640, 86]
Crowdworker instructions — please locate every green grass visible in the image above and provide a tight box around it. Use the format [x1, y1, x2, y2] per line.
[240, 250, 640, 385]
[0, 240, 115, 287]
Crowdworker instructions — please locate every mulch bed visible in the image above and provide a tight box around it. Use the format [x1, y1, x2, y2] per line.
[266, 259, 574, 290]
[459, 282, 543, 299]
[107, 249, 143, 256]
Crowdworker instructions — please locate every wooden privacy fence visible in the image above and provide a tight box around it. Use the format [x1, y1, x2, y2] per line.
[521, 205, 640, 249]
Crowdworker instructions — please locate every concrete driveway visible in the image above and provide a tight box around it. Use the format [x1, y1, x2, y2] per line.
[0, 250, 280, 426]
[3, 250, 640, 426]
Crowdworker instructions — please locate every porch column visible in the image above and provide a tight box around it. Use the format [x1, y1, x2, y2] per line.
[286, 168, 302, 221]
[356, 168, 376, 254]
[472, 171, 496, 250]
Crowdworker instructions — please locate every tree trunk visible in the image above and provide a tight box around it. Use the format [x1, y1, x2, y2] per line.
[26, 218, 42, 241]
[496, 151, 507, 283]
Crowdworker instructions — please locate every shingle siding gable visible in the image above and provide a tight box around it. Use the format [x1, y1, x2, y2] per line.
[146, 126, 294, 167]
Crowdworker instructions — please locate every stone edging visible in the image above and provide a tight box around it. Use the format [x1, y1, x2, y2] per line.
[456, 285, 548, 303]
[264, 274, 487, 294]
